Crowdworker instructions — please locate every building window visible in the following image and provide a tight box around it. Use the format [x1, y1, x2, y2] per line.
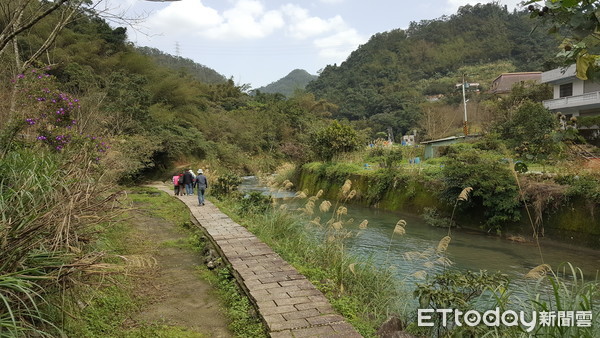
[559, 83, 573, 97]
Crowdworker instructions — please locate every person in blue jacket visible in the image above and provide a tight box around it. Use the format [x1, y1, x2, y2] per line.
[195, 169, 208, 206]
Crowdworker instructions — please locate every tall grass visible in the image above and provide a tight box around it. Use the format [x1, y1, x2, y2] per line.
[0, 148, 118, 335]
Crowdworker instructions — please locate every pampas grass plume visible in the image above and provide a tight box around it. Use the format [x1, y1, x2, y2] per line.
[358, 220, 368, 229]
[319, 200, 332, 212]
[525, 264, 552, 279]
[458, 187, 473, 201]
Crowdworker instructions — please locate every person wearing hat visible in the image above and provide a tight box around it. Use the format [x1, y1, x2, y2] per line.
[195, 169, 208, 206]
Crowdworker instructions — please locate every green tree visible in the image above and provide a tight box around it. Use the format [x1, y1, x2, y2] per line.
[525, 0, 600, 79]
[441, 147, 521, 230]
[310, 121, 362, 161]
[493, 101, 559, 161]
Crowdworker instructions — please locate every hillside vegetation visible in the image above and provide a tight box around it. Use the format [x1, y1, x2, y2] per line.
[307, 3, 562, 138]
[253, 69, 318, 97]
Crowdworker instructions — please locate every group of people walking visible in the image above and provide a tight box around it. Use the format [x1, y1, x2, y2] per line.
[172, 168, 208, 206]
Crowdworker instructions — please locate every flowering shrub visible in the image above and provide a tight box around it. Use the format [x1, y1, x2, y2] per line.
[13, 68, 109, 157]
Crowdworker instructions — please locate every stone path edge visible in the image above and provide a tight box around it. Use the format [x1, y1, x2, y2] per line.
[151, 185, 362, 338]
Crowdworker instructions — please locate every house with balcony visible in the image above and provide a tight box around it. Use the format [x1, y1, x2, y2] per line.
[541, 64, 600, 118]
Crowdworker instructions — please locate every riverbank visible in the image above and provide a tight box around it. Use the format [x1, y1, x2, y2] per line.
[291, 162, 600, 249]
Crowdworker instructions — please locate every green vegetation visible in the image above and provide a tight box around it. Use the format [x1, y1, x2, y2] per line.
[311, 120, 363, 161]
[441, 147, 521, 230]
[306, 3, 560, 138]
[525, 0, 600, 80]
[253, 69, 318, 97]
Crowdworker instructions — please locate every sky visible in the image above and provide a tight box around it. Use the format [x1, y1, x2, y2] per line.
[105, 0, 525, 89]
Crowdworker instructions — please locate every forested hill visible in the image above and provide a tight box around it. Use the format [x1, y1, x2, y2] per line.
[306, 3, 561, 132]
[253, 69, 318, 97]
[136, 46, 227, 84]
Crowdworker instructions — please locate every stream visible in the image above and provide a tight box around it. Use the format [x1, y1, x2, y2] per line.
[240, 176, 600, 288]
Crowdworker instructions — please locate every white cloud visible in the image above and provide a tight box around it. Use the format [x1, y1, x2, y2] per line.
[144, 0, 364, 63]
[203, 1, 284, 39]
[314, 28, 366, 62]
[147, 0, 222, 35]
[147, 0, 283, 40]
[282, 4, 344, 39]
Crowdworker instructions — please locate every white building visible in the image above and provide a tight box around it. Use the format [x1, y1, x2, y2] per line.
[541, 64, 600, 117]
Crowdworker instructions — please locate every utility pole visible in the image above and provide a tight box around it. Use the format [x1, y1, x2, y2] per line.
[462, 74, 469, 136]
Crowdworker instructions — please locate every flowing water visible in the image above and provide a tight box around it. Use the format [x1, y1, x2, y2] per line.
[240, 176, 600, 287]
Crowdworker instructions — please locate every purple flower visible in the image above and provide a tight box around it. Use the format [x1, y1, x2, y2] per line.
[56, 145, 63, 150]
[17, 74, 25, 79]
[25, 118, 36, 125]
[37, 135, 47, 140]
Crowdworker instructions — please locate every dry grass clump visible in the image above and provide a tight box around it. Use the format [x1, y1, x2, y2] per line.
[520, 177, 568, 236]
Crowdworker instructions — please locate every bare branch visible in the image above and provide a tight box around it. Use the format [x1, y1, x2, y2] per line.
[0, 0, 70, 54]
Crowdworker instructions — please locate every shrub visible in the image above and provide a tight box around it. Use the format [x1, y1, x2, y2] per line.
[493, 101, 560, 161]
[310, 121, 362, 161]
[441, 148, 520, 230]
[211, 172, 242, 199]
[237, 192, 272, 215]
[422, 207, 456, 228]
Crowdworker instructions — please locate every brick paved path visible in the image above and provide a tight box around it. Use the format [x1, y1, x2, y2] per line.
[154, 186, 362, 338]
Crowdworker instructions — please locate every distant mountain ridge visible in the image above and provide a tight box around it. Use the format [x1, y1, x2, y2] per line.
[253, 69, 318, 96]
[136, 46, 227, 84]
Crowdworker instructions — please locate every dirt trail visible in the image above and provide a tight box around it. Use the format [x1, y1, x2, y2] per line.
[127, 210, 232, 337]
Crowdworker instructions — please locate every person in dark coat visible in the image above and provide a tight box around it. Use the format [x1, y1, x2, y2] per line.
[195, 169, 208, 206]
[183, 169, 194, 195]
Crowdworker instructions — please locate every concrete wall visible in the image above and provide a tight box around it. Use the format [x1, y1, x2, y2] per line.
[584, 80, 600, 93]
